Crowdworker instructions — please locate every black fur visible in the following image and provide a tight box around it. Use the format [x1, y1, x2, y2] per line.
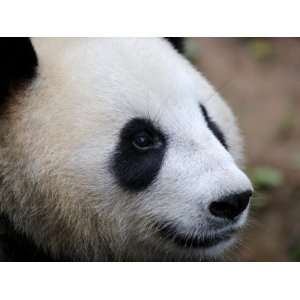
[200, 104, 228, 149]
[165, 37, 184, 53]
[0, 38, 42, 261]
[0, 37, 38, 104]
[209, 190, 252, 220]
[0, 215, 54, 261]
[111, 118, 167, 192]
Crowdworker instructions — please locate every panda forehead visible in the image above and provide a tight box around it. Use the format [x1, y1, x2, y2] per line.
[33, 38, 200, 97]
[37, 40, 206, 118]
[31, 38, 229, 152]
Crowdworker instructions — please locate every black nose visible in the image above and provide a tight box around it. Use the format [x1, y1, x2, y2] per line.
[209, 190, 252, 220]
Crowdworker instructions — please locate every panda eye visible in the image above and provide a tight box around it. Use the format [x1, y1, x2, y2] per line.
[132, 131, 154, 151]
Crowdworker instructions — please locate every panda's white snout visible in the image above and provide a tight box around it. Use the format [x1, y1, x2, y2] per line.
[152, 156, 253, 254]
[202, 164, 253, 230]
[154, 188, 252, 254]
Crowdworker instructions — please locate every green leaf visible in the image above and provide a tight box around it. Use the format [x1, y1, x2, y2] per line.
[249, 166, 284, 190]
[247, 39, 274, 61]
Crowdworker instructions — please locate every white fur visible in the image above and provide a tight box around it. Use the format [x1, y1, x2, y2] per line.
[0, 38, 252, 261]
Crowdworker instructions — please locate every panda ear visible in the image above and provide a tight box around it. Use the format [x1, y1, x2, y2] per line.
[164, 37, 184, 54]
[0, 37, 38, 102]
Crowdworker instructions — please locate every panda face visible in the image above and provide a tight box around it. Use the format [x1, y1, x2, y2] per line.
[0, 38, 253, 261]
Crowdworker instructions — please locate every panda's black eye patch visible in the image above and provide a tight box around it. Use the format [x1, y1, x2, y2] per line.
[200, 104, 228, 149]
[111, 118, 167, 192]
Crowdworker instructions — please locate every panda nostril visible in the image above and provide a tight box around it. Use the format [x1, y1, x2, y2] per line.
[209, 190, 252, 220]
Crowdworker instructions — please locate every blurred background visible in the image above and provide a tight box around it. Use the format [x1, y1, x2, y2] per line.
[188, 38, 300, 261]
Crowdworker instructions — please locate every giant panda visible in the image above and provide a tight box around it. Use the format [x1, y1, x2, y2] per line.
[0, 38, 253, 261]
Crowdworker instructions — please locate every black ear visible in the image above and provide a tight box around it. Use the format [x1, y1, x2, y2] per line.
[0, 38, 38, 102]
[164, 37, 184, 54]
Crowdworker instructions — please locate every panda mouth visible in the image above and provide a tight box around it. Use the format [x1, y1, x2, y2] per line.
[156, 223, 236, 249]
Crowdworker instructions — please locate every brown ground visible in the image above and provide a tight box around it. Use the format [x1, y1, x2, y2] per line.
[191, 38, 300, 261]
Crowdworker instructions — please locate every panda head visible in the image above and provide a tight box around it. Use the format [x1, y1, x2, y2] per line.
[0, 38, 252, 261]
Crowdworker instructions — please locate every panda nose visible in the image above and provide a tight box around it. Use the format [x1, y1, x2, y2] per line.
[209, 190, 252, 220]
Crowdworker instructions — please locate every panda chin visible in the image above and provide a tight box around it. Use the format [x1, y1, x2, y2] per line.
[199, 236, 237, 259]
[176, 235, 237, 260]
[154, 222, 238, 257]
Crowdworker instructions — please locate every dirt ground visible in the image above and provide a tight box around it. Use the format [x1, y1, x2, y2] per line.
[191, 38, 300, 261]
